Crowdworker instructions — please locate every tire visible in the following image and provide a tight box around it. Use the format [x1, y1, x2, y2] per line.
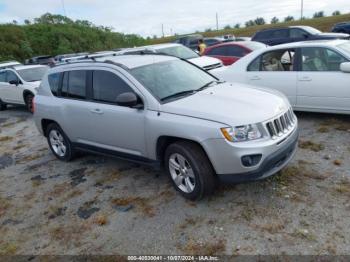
[164, 141, 217, 200]
[46, 123, 75, 161]
[0, 98, 7, 111]
[24, 93, 34, 113]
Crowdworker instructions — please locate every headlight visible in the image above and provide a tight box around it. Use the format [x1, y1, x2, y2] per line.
[221, 124, 262, 142]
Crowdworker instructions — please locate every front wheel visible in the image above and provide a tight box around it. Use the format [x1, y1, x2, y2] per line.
[0, 98, 7, 111]
[164, 141, 217, 200]
[47, 123, 75, 161]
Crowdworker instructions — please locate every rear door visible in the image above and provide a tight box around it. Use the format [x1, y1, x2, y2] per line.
[270, 29, 289, 45]
[0, 71, 7, 102]
[247, 48, 297, 105]
[296, 47, 350, 112]
[205, 46, 232, 65]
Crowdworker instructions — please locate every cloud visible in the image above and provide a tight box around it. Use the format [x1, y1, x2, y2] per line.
[0, 0, 348, 37]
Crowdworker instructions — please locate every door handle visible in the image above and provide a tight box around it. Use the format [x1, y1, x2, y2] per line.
[299, 76, 312, 81]
[90, 108, 104, 114]
[250, 76, 261, 80]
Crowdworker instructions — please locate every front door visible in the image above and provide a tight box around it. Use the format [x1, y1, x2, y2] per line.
[296, 47, 350, 112]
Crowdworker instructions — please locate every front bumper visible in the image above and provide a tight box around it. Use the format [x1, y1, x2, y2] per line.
[201, 125, 298, 182]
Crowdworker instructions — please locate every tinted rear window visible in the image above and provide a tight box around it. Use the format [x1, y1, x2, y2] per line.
[48, 73, 61, 96]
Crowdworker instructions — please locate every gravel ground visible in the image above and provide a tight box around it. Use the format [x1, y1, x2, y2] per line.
[0, 106, 349, 256]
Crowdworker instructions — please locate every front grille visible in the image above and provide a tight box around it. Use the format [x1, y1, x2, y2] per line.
[203, 63, 223, 71]
[266, 108, 296, 139]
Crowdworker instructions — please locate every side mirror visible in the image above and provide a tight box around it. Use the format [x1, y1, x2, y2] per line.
[116, 92, 143, 109]
[9, 79, 20, 86]
[340, 62, 350, 73]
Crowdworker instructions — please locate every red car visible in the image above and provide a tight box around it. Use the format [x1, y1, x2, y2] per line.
[203, 41, 266, 66]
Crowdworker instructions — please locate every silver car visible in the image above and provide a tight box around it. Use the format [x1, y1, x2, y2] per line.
[34, 54, 298, 200]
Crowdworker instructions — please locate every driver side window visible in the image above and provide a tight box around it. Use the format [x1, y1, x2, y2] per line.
[6, 71, 19, 83]
[301, 47, 347, 71]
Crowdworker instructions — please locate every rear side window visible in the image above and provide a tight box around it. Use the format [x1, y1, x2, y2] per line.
[0, 71, 5, 82]
[227, 46, 246, 57]
[207, 46, 228, 56]
[272, 29, 288, 38]
[60, 70, 86, 99]
[248, 57, 260, 71]
[254, 30, 272, 40]
[48, 73, 61, 96]
[92, 70, 133, 104]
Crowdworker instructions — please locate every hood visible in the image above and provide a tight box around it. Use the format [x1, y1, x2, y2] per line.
[25, 80, 41, 87]
[160, 82, 289, 126]
[189, 56, 222, 69]
[318, 32, 349, 38]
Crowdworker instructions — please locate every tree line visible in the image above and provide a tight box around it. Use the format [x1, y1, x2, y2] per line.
[0, 13, 148, 62]
[218, 10, 342, 31]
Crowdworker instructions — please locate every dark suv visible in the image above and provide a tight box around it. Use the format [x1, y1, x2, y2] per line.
[332, 22, 350, 34]
[252, 26, 349, 46]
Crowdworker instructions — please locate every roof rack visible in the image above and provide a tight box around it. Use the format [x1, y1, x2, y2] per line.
[59, 51, 119, 63]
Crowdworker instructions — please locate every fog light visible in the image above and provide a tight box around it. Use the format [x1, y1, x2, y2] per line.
[241, 154, 262, 167]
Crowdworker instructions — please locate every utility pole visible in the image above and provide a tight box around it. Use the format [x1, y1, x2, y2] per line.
[300, 0, 304, 20]
[216, 12, 219, 30]
[161, 24, 164, 37]
[61, 0, 67, 16]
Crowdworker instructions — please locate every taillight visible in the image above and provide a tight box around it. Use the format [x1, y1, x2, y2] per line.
[32, 96, 35, 113]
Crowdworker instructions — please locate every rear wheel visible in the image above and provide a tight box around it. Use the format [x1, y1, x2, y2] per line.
[0, 99, 7, 111]
[164, 141, 217, 200]
[25, 93, 34, 113]
[47, 123, 75, 161]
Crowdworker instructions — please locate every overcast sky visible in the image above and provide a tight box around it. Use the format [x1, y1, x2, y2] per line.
[0, 0, 348, 37]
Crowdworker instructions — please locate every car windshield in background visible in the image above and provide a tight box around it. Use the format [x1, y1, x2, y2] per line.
[17, 66, 48, 82]
[338, 42, 350, 54]
[131, 60, 215, 102]
[158, 46, 199, 59]
[242, 41, 266, 50]
[302, 26, 322, 35]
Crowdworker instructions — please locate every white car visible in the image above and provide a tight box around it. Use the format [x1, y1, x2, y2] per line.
[0, 64, 48, 112]
[214, 40, 350, 115]
[115, 43, 224, 72]
[0, 61, 22, 70]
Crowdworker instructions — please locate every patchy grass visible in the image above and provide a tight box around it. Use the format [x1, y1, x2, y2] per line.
[253, 222, 285, 234]
[50, 223, 91, 246]
[317, 126, 329, 133]
[112, 197, 156, 217]
[16, 153, 43, 164]
[0, 136, 13, 142]
[298, 140, 325, 152]
[179, 239, 226, 255]
[178, 217, 197, 230]
[321, 118, 350, 132]
[291, 229, 316, 241]
[333, 160, 342, 166]
[0, 197, 11, 217]
[0, 242, 17, 255]
[94, 214, 108, 226]
[63, 189, 83, 201]
[48, 182, 71, 198]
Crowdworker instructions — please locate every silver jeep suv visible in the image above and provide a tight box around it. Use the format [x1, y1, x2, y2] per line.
[34, 54, 298, 200]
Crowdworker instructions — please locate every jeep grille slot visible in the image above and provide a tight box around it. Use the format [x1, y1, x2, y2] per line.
[266, 109, 296, 139]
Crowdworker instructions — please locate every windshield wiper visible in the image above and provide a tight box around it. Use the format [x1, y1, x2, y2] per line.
[196, 80, 224, 91]
[160, 90, 197, 102]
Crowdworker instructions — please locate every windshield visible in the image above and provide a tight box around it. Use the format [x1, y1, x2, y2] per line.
[131, 60, 216, 101]
[302, 26, 322, 35]
[17, 66, 48, 82]
[242, 41, 266, 50]
[338, 42, 350, 55]
[158, 45, 199, 59]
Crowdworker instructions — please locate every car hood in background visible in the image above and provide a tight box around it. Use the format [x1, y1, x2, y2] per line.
[160, 82, 289, 126]
[188, 56, 223, 70]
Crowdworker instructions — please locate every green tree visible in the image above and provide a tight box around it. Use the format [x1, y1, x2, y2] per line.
[284, 16, 294, 22]
[245, 20, 255, 27]
[254, 17, 265, 25]
[224, 24, 231, 30]
[234, 23, 240, 29]
[271, 17, 279, 24]
[332, 10, 341, 16]
[313, 11, 324, 18]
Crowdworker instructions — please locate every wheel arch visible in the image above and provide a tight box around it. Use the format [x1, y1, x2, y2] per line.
[41, 119, 59, 137]
[22, 90, 34, 103]
[156, 136, 215, 170]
